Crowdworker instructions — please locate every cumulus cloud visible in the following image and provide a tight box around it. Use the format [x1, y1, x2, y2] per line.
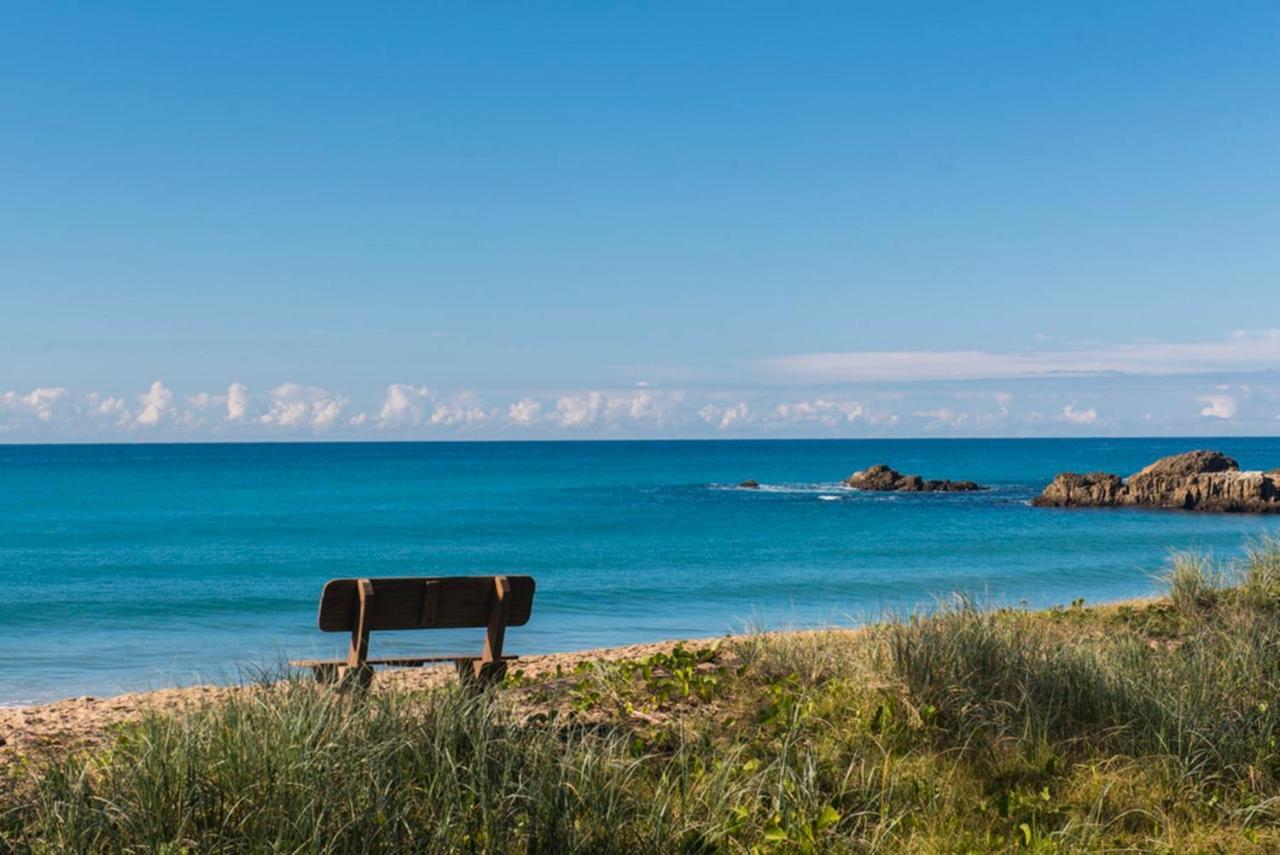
[428, 392, 488, 427]
[7, 374, 1279, 439]
[134, 381, 173, 427]
[260, 383, 347, 430]
[552, 392, 605, 427]
[549, 391, 682, 428]
[507, 398, 542, 426]
[366, 385, 490, 430]
[1198, 395, 1238, 419]
[1, 387, 69, 423]
[226, 383, 249, 422]
[699, 402, 751, 430]
[1060, 405, 1099, 424]
[311, 397, 345, 428]
[86, 392, 129, 425]
[607, 391, 681, 424]
[773, 398, 873, 427]
[376, 384, 432, 428]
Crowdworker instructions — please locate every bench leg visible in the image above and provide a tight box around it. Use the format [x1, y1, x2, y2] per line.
[457, 575, 512, 692]
[455, 658, 507, 690]
[474, 658, 508, 685]
[340, 664, 375, 691]
[340, 578, 376, 692]
[311, 663, 340, 684]
[310, 663, 373, 691]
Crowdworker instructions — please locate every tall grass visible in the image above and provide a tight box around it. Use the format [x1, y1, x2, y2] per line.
[885, 546, 1280, 823]
[7, 682, 683, 851]
[885, 598, 1138, 750]
[1242, 534, 1280, 608]
[6, 541, 1280, 851]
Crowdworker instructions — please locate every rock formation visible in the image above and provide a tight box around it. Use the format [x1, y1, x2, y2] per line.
[1033, 450, 1280, 513]
[845, 464, 983, 493]
[738, 480, 760, 489]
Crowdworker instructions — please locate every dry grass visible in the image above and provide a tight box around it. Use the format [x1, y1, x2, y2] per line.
[5, 542, 1280, 852]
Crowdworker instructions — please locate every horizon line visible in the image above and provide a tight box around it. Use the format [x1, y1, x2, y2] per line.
[2, 434, 1277, 449]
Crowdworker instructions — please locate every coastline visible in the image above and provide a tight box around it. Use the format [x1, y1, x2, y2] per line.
[0, 636, 730, 763]
[1, 592, 1160, 765]
[9, 439, 1278, 708]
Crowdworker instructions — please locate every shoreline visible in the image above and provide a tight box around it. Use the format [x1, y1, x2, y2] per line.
[0, 636, 732, 762]
[0, 593, 1160, 764]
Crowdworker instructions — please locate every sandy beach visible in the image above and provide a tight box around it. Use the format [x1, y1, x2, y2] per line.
[0, 635, 740, 766]
[3, 598, 1161, 766]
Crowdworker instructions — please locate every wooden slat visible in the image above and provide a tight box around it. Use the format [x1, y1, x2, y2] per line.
[418, 580, 440, 627]
[317, 575, 535, 632]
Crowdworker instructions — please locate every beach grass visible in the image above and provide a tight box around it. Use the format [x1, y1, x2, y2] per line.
[6, 539, 1280, 851]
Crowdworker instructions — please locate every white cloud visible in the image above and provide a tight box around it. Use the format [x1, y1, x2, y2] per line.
[508, 398, 542, 426]
[761, 330, 1280, 383]
[607, 391, 679, 424]
[552, 392, 605, 427]
[86, 392, 129, 425]
[913, 407, 968, 428]
[8, 373, 1280, 439]
[699, 402, 751, 430]
[550, 391, 682, 428]
[428, 392, 488, 427]
[226, 383, 249, 422]
[774, 398, 871, 427]
[311, 397, 345, 428]
[1198, 394, 1238, 419]
[1060, 405, 1099, 424]
[1, 387, 69, 422]
[260, 383, 347, 430]
[134, 381, 173, 427]
[368, 385, 489, 430]
[376, 384, 432, 428]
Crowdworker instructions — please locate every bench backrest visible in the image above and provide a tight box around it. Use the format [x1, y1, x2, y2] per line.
[317, 575, 536, 633]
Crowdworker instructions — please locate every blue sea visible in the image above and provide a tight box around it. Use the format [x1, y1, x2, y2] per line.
[3, 438, 1279, 706]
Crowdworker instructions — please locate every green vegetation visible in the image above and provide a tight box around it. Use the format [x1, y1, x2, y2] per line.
[6, 537, 1280, 852]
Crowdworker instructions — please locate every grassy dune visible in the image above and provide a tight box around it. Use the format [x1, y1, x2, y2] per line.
[5, 538, 1280, 852]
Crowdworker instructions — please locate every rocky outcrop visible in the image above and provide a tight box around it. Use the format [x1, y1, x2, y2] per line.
[845, 464, 983, 493]
[738, 480, 760, 489]
[1033, 450, 1280, 513]
[1032, 472, 1127, 507]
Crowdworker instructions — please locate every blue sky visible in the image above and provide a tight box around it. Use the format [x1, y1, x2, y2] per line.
[3, 2, 1279, 440]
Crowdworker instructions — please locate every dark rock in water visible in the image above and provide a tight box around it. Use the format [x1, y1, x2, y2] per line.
[1033, 450, 1280, 513]
[847, 464, 902, 491]
[895, 473, 925, 491]
[1032, 472, 1127, 507]
[925, 478, 981, 492]
[845, 464, 985, 493]
[739, 480, 760, 489]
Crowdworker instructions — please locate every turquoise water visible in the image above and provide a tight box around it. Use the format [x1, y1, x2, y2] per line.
[3, 439, 1279, 705]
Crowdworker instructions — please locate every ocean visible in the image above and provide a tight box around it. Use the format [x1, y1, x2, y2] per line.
[3, 438, 1279, 705]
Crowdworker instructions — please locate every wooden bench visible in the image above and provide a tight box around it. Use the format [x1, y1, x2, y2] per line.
[290, 575, 535, 688]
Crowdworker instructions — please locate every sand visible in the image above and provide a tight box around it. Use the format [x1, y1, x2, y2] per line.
[0, 637, 727, 766]
[1, 596, 1156, 768]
